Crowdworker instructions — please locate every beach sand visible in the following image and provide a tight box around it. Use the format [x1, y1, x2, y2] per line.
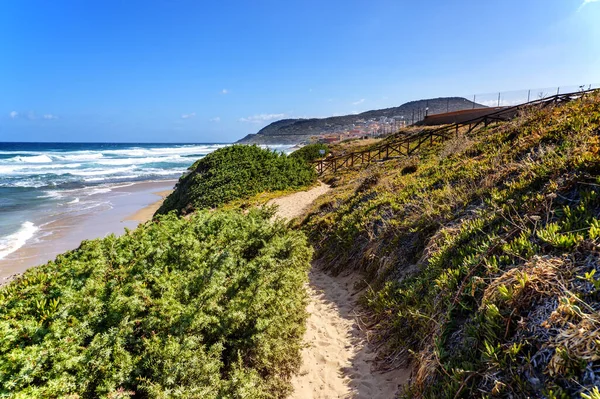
[270, 183, 411, 398]
[0, 180, 176, 285]
[124, 189, 173, 222]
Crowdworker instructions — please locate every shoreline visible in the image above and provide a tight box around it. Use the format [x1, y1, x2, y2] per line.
[124, 189, 173, 223]
[0, 180, 176, 285]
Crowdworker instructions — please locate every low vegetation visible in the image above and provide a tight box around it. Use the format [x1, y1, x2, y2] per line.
[301, 92, 600, 397]
[157, 145, 317, 215]
[289, 143, 329, 163]
[0, 209, 312, 398]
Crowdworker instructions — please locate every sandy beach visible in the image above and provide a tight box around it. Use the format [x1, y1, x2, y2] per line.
[124, 189, 173, 222]
[0, 180, 176, 285]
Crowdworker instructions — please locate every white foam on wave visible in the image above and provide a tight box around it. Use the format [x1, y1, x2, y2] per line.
[0, 150, 42, 155]
[96, 155, 188, 166]
[68, 197, 80, 204]
[141, 169, 184, 176]
[38, 191, 65, 199]
[0, 144, 224, 189]
[87, 188, 112, 196]
[9, 154, 53, 163]
[1, 180, 48, 188]
[100, 145, 225, 158]
[68, 166, 136, 177]
[0, 221, 39, 260]
[0, 163, 82, 174]
[53, 153, 104, 161]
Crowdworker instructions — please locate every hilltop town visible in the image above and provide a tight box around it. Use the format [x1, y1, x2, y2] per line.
[237, 96, 484, 145]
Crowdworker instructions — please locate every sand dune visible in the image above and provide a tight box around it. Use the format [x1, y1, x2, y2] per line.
[271, 184, 411, 398]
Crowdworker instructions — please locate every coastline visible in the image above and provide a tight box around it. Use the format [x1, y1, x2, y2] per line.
[0, 180, 176, 285]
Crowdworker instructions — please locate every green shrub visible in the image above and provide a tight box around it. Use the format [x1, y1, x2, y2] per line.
[0, 209, 312, 398]
[157, 145, 317, 215]
[289, 143, 329, 163]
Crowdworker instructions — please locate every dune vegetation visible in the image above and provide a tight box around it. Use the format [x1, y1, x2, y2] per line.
[288, 143, 330, 163]
[301, 92, 600, 397]
[157, 145, 317, 215]
[0, 209, 312, 398]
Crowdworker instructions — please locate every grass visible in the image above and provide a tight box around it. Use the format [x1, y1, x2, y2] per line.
[300, 91, 600, 397]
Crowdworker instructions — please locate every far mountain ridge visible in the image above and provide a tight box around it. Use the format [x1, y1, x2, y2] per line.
[237, 96, 485, 144]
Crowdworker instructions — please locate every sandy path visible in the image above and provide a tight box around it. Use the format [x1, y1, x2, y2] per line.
[271, 183, 411, 398]
[267, 182, 331, 221]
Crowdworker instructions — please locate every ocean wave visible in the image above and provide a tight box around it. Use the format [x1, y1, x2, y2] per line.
[95, 156, 189, 166]
[0, 163, 82, 174]
[0, 221, 39, 260]
[39, 191, 65, 199]
[53, 153, 104, 161]
[68, 166, 136, 177]
[142, 169, 183, 176]
[87, 188, 113, 196]
[99, 145, 226, 158]
[0, 150, 43, 155]
[0, 144, 223, 189]
[9, 154, 53, 163]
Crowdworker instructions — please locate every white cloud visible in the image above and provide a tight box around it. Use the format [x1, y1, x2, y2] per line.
[221, 89, 229, 95]
[209, 117, 221, 122]
[181, 112, 196, 119]
[240, 113, 285, 123]
[579, 0, 599, 10]
[8, 111, 59, 120]
[477, 99, 525, 107]
[352, 99, 365, 105]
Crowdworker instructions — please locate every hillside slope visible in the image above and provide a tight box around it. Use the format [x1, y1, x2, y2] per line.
[237, 97, 484, 145]
[300, 92, 600, 397]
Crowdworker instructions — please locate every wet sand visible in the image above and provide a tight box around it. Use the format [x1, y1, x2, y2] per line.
[0, 180, 176, 285]
[124, 189, 173, 222]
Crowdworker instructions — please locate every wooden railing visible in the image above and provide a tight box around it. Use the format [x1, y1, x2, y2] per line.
[313, 88, 598, 175]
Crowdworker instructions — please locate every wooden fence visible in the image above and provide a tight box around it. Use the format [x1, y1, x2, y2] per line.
[313, 88, 598, 175]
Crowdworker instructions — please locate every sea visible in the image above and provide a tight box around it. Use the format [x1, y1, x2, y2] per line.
[0, 142, 236, 261]
[0, 142, 293, 269]
[0, 142, 251, 265]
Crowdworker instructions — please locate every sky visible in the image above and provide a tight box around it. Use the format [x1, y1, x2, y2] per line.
[0, 0, 599, 143]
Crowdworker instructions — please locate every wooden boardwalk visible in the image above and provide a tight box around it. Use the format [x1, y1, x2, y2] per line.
[313, 89, 597, 175]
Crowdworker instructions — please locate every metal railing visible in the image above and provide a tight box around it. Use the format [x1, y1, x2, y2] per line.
[397, 84, 600, 126]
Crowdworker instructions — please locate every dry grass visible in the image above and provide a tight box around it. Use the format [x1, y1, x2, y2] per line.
[482, 256, 568, 308]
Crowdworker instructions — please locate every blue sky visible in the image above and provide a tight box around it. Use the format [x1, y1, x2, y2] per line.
[1, 0, 599, 143]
